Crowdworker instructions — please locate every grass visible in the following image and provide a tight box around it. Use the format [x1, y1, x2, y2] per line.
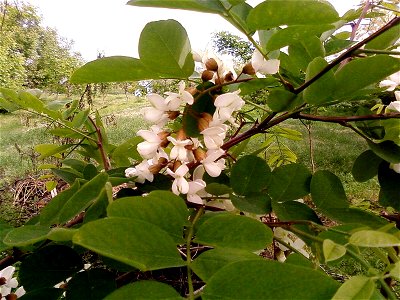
[0, 92, 381, 205]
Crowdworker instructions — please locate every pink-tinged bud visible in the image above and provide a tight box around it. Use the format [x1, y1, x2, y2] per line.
[6, 294, 18, 300]
[215, 77, 224, 86]
[242, 63, 256, 75]
[172, 160, 182, 172]
[205, 58, 218, 71]
[157, 131, 170, 148]
[176, 128, 187, 140]
[198, 112, 213, 132]
[201, 70, 214, 82]
[187, 87, 198, 96]
[149, 157, 168, 174]
[167, 111, 180, 120]
[224, 71, 234, 82]
[193, 148, 206, 161]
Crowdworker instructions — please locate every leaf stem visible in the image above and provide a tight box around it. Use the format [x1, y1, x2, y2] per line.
[185, 207, 205, 300]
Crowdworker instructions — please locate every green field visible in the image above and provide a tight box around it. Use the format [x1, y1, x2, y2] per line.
[0, 93, 379, 208]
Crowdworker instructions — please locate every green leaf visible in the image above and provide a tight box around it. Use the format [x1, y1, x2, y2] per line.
[230, 193, 272, 214]
[58, 172, 109, 224]
[39, 180, 80, 226]
[70, 56, 161, 83]
[47, 228, 77, 242]
[378, 163, 400, 211]
[107, 191, 188, 243]
[0, 96, 19, 112]
[238, 77, 280, 95]
[285, 253, 315, 269]
[103, 281, 183, 300]
[51, 168, 83, 184]
[389, 261, 400, 281]
[191, 248, 262, 282]
[304, 57, 336, 105]
[205, 183, 232, 196]
[83, 164, 98, 180]
[324, 38, 356, 56]
[111, 136, 142, 167]
[247, 0, 339, 29]
[334, 55, 400, 99]
[368, 140, 400, 164]
[3, 225, 51, 247]
[322, 208, 388, 229]
[310, 170, 349, 213]
[365, 24, 400, 50]
[203, 260, 340, 299]
[66, 269, 116, 300]
[84, 183, 112, 223]
[139, 20, 194, 78]
[349, 230, 400, 247]
[267, 89, 302, 112]
[352, 150, 383, 182]
[73, 217, 184, 271]
[35, 144, 73, 160]
[19, 288, 64, 300]
[0, 223, 13, 252]
[288, 36, 325, 72]
[127, 0, 224, 14]
[19, 245, 83, 290]
[332, 276, 376, 300]
[268, 163, 312, 202]
[266, 25, 334, 51]
[323, 239, 347, 263]
[194, 214, 273, 251]
[273, 201, 321, 224]
[230, 155, 271, 196]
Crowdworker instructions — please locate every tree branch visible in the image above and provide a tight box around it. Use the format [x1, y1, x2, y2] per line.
[295, 112, 400, 123]
[293, 16, 400, 95]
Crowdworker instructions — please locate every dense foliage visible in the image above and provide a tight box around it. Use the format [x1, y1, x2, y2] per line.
[0, 0, 400, 299]
[0, 1, 83, 92]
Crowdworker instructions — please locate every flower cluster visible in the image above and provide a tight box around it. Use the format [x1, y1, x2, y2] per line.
[0, 266, 25, 300]
[378, 71, 400, 174]
[126, 50, 279, 204]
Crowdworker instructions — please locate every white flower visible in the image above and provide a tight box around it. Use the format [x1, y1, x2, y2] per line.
[201, 149, 226, 177]
[251, 49, 280, 75]
[167, 164, 190, 195]
[201, 123, 229, 150]
[141, 93, 181, 127]
[187, 166, 207, 205]
[167, 136, 193, 162]
[0, 266, 19, 297]
[125, 160, 154, 184]
[165, 81, 194, 105]
[213, 90, 245, 124]
[137, 126, 162, 159]
[379, 71, 400, 91]
[14, 286, 26, 298]
[387, 92, 400, 112]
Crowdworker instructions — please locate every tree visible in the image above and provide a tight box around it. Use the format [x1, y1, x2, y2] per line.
[0, 1, 83, 92]
[212, 31, 254, 62]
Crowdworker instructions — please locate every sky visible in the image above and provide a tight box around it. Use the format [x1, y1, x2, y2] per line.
[25, 0, 361, 62]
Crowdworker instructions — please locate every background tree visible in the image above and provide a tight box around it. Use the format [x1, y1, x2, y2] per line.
[212, 31, 254, 63]
[0, 0, 83, 92]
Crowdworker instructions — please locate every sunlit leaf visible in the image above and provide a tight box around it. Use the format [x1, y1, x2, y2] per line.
[349, 230, 400, 247]
[323, 239, 347, 263]
[73, 217, 184, 271]
[332, 275, 376, 300]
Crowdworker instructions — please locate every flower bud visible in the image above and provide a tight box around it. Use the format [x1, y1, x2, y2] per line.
[224, 71, 234, 82]
[242, 63, 256, 75]
[193, 148, 206, 162]
[187, 87, 198, 96]
[149, 157, 168, 174]
[157, 131, 170, 148]
[201, 70, 214, 82]
[176, 128, 187, 140]
[205, 58, 218, 71]
[0, 277, 6, 285]
[215, 77, 224, 86]
[198, 112, 213, 132]
[172, 160, 182, 172]
[167, 111, 180, 120]
[6, 293, 18, 300]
